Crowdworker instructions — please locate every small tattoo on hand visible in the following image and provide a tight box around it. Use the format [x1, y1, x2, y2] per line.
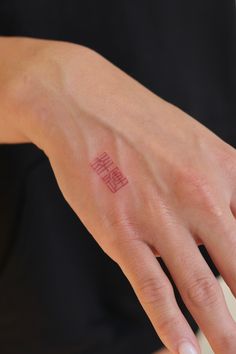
[89, 151, 129, 193]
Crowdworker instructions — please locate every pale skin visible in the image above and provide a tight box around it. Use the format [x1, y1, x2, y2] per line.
[1, 37, 236, 354]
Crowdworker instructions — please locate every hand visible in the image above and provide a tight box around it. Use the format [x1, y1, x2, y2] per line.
[1, 36, 236, 354]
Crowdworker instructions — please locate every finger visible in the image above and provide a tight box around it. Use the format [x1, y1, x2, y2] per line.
[193, 203, 236, 299]
[113, 239, 201, 354]
[230, 195, 236, 219]
[155, 224, 236, 354]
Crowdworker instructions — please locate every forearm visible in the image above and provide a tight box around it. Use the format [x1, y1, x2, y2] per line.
[0, 36, 89, 146]
[0, 35, 203, 160]
[0, 36, 35, 144]
[0, 35, 169, 150]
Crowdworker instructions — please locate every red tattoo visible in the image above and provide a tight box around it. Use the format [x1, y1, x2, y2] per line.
[90, 152, 129, 193]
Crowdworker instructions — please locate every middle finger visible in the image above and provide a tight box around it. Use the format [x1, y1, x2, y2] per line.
[154, 223, 236, 354]
[193, 204, 236, 300]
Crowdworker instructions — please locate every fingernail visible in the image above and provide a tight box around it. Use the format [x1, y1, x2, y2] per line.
[178, 341, 198, 354]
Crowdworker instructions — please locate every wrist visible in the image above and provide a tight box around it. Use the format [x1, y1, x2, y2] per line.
[0, 36, 46, 145]
[0, 36, 87, 149]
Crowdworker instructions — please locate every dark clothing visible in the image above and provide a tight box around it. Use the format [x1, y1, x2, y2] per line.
[0, 1, 235, 353]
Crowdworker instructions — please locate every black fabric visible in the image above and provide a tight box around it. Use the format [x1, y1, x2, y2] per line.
[0, 1, 235, 353]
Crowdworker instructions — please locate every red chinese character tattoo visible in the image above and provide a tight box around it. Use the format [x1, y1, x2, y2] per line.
[90, 152, 129, 193]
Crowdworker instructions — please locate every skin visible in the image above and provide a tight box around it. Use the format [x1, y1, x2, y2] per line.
[154, 348, 170, 354]
[1, 36, 236, 354]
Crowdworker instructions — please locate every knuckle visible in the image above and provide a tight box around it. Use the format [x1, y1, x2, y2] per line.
[178, 168, 221, 216]
[138, 277, 172, 306]
[175, 167, 207, 199]
[108, 214, 138, 232]
[185, 276, 219, 308]
[224, 153, 236, 177]
[157, 315, 180, 337]
[187, 175, 211, 203]
[177, 167, 208, 191]
[216, 145, 236, 178]
[217, 328, 236, 352]
[100, 211, 144, 260]
[104, 211, 141, 243]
